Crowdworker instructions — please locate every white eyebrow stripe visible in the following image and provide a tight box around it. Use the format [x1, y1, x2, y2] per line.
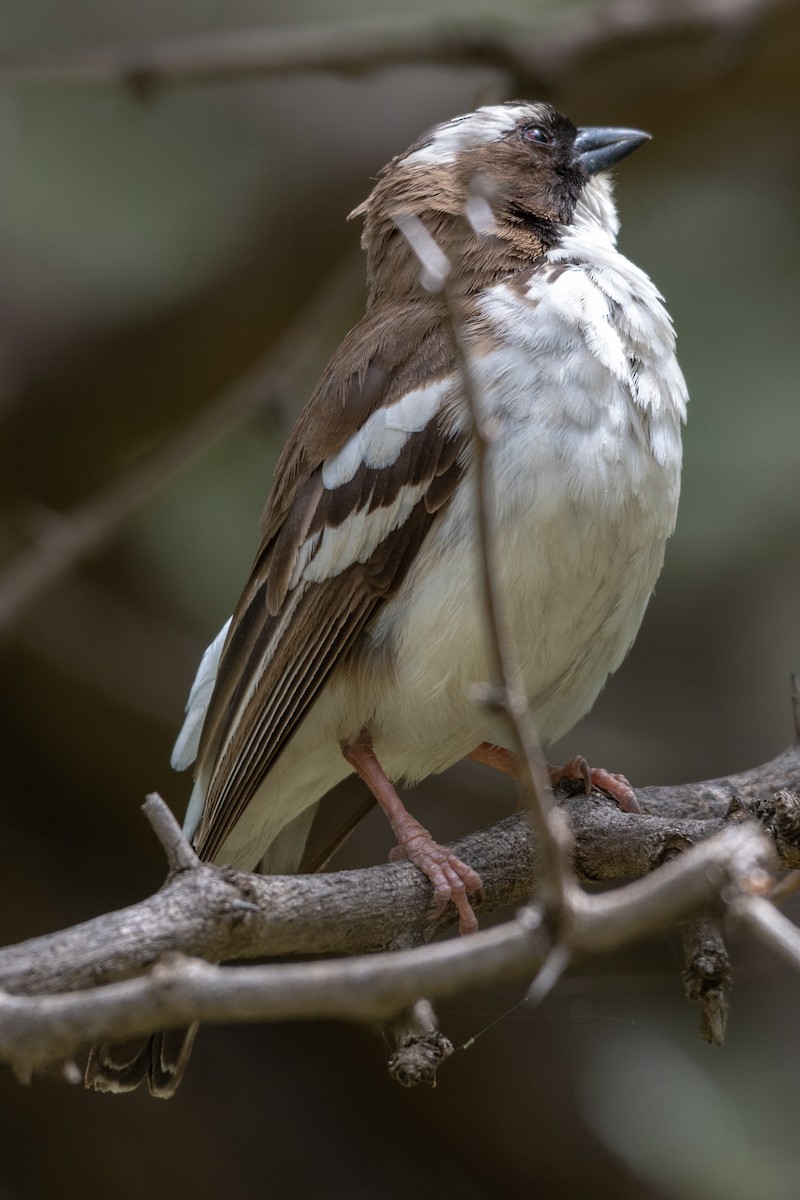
[403, 103, 546, 167]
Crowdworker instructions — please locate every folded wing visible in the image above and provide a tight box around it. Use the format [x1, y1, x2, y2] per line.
[189, 298, 468, 862]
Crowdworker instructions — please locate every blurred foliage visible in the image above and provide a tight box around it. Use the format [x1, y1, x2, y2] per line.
[1, 1, 799, 1198]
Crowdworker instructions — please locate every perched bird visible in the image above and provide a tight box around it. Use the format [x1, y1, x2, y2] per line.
[87, 100, 687, 1096]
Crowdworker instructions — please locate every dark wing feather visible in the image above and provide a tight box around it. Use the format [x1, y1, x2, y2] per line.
[191, 299, 467, 863]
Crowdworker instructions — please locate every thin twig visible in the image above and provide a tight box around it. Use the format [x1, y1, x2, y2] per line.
[733, 894, 800, 971]
[770, 871, 800, 904]
[142, 793, 201, 874]
[525, 943, 572, 1006]
[391, 209, 571, 923]
[0, 252, 361, 636]
[445, 286, 571, 919]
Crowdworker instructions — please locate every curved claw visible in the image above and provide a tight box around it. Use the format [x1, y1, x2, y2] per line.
[549, 756, 641, 815]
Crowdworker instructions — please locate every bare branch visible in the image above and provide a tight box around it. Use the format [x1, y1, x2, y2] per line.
[733, 894, 800, 971]
[142, 794, 202, 875]
[0, 253, 361, 635]
[1, 743, 798, 1006]
[632, 744, 800, 820]
[0, 823, 776, 1078]
[388, 1000, 453, 1087]
[0, 0, 789, 91]
[681, 917, 730, 1046]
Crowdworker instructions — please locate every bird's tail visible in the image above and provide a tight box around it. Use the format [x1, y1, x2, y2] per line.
[85, 1026, 197, 1098]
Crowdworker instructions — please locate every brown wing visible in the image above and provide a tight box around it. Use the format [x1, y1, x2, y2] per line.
[191, 298, 467, 862]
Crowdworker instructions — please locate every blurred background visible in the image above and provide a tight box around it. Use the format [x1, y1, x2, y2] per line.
[1, 0, 799, 1196]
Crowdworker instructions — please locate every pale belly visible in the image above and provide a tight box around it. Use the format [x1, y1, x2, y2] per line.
[361, 375, 680, 779]
[212, 429, 676, 870]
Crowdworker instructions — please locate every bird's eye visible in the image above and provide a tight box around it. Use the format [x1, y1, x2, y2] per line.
[521, 125, 552, 146]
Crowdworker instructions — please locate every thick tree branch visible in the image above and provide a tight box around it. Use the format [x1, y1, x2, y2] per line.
[0, 822, 778, 1078]
[1, 744, 798, 1007]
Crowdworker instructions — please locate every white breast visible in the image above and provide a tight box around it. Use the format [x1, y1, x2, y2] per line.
[364, 232, 687, 777]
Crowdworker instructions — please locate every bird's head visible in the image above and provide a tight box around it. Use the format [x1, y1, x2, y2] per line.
[351, 101, 650, 302]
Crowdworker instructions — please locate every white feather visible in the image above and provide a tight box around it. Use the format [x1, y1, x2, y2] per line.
[303, 483, 426, 584]
[321, 378, 446, 487]
[321, 428, 365, 488]
[171, 617, 231, 771]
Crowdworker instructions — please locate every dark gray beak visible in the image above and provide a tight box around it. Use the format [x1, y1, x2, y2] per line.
[573, 126, 651, 176]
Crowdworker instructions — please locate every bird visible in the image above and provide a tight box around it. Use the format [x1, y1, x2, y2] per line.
[86, 99, 688, 1096]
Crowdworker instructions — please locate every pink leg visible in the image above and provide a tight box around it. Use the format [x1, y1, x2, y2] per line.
[342, 730, 483, 935]
[549, 755, 641, 815]
[466, 741, 518, 778]
[467, 743, 641, 815]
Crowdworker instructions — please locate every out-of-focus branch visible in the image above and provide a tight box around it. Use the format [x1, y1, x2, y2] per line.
[734, 892, 800, 970]
[0, 254, 361, 636]
[0, 0, 788, 92]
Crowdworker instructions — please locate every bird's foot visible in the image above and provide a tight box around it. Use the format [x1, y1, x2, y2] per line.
[342, 729, 483, 935]
[549, 755, 641, 814]
[389, 820, 483, 935]
[467, 742, 640, 814]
